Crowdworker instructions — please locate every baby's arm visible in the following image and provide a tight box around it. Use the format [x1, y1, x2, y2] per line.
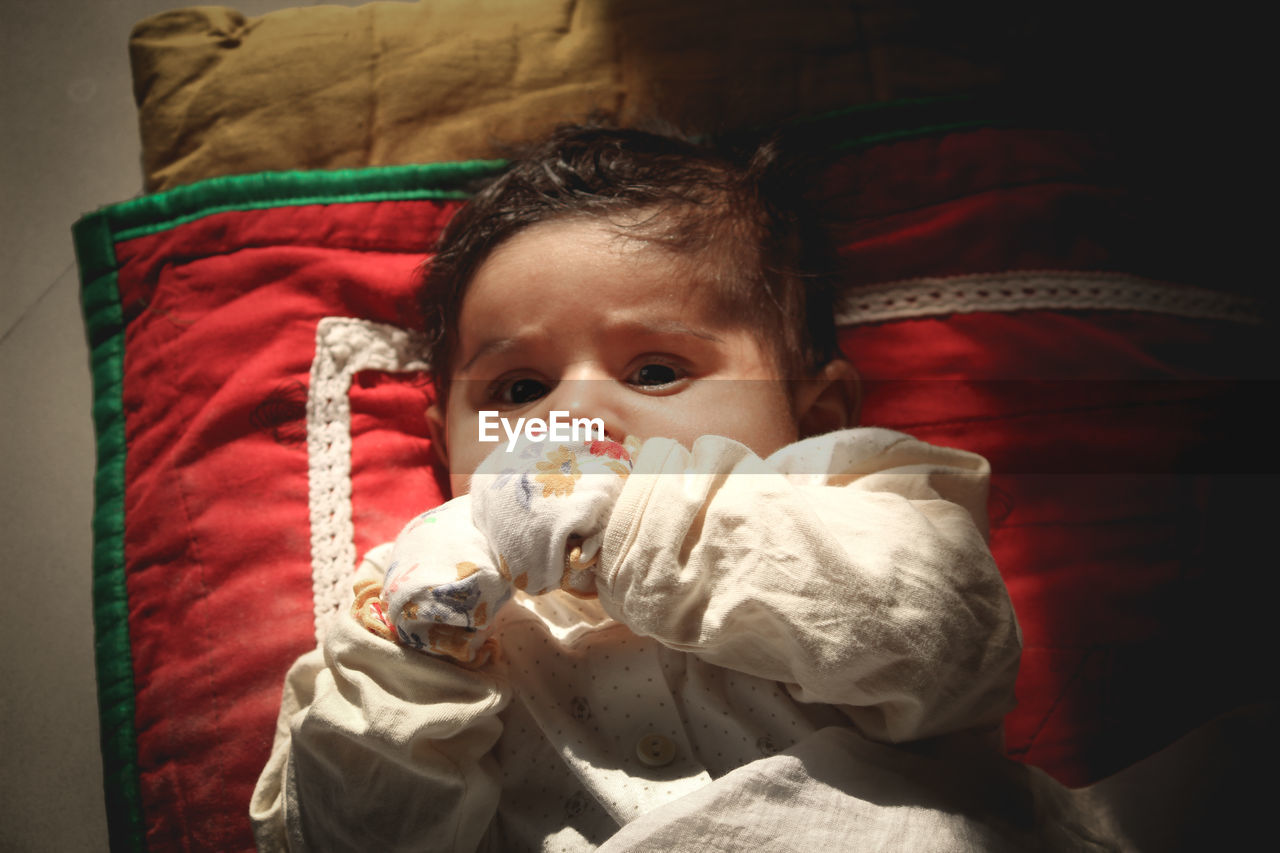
[251, 440, 636, 848]
[593, 430, 1022, 744]
[249, 545, 510, 852]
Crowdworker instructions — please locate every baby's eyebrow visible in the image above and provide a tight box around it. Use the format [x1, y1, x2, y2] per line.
[459, 322, 724, 373]
[641, 321, 724, 344]
[460, 337, 523, 373]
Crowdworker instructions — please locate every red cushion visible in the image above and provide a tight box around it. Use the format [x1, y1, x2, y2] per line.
[844, 310, 1268, 784]
[75, 126, 1269, 850]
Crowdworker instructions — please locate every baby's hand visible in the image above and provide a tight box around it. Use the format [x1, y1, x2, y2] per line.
[469, 434, 637, 599]
[380, 497, 509, 665]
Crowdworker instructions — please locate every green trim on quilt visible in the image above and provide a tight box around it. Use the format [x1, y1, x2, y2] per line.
[834, 119, 1013, 151]
[795, 93, 983, 123]
[96, 101, 1026, 244]
[106, 159, 507, 242]
[73, 211, 146, 853]
[785, 93, 1015, 150]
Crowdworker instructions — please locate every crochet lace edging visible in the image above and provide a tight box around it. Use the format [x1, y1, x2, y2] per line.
[307, 317, 429, 644]
[835, 271, 1262, 326]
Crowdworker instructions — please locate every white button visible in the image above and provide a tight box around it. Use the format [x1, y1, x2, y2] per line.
[635, 733, 676, 767]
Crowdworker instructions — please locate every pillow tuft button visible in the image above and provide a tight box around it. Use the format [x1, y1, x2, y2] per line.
[635, 733, 676, 767]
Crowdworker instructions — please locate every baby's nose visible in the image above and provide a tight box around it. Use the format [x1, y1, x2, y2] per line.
[549, 375, 623, 442]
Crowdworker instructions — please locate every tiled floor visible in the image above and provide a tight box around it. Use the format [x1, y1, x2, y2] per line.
[0, 2, 351, 849]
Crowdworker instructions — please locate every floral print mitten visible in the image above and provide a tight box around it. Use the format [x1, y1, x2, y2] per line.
[380, 498, 510, 664]
[469, 435, 635, 599]
[379, 435, 636, 665]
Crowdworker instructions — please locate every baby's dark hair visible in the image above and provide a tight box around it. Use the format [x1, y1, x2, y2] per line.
[419, 124, 840, 390]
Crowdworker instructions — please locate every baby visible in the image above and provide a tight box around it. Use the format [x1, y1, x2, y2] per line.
[252, 127, 1042, 850]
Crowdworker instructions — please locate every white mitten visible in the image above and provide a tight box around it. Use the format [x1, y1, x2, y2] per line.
[469, 434, 635, 598]
[381, 496, 510, 664]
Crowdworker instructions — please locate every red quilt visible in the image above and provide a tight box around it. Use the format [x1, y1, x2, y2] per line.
[75, 123, 1272, 851]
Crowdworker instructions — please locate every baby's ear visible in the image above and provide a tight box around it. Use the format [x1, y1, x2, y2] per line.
[794, 359, 861, 437]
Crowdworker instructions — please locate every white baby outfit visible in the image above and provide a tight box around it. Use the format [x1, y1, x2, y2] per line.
[251, 428, 1101, 851]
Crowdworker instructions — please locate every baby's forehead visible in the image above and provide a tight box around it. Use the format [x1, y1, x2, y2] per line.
[489, 229, 760, 328]
[437, 209, 801, 382]
[520, 210, 753, 287]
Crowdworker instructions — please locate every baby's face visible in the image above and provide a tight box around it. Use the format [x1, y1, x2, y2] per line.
[434, 217, 801, 495]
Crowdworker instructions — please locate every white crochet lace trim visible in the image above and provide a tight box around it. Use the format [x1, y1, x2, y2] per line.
[307, 317, 429, 643]
[835, 271, 1262, 326]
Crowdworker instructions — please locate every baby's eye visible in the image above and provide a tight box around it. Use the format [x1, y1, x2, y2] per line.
[627, 362, 685, 388]
[491, 377, 550, 405]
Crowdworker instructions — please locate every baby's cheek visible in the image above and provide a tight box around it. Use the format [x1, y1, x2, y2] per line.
[740, 422, 797, 459]
[709, 388, 797, 454]
[449, 471, 472, 498]
[443, 412, 489, 497]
